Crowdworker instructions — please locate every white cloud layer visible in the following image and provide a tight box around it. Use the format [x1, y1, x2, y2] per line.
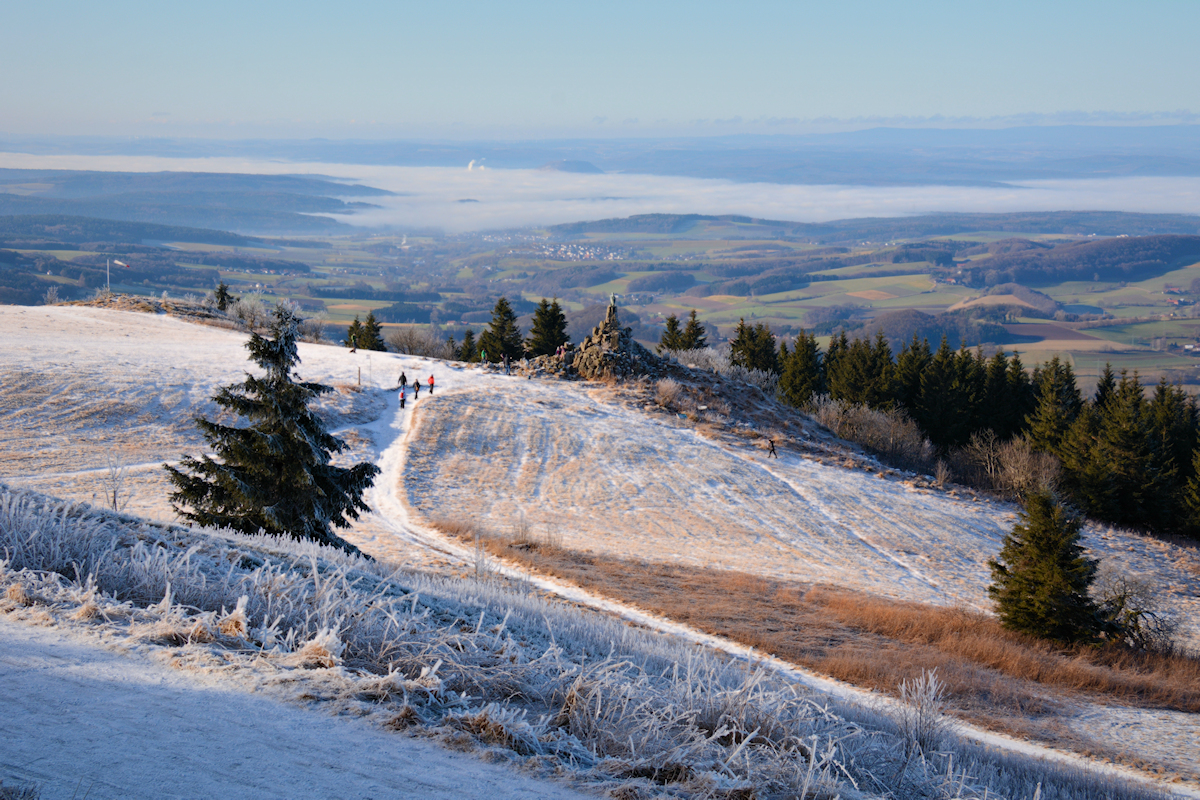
[2, 152, 1200, 233]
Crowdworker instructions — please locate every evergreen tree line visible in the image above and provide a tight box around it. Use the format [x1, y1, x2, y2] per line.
[347, 297, 572, 364]
[720, 316, 1200, 538]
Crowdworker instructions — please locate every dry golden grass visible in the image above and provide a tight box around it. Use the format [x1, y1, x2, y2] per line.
[432, 520, 1200, 730]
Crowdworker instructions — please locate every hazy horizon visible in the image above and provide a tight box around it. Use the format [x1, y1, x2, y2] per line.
[4, 150, 1200, 233]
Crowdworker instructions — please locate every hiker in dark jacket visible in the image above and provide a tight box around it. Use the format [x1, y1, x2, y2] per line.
[398, 371, 407, 389]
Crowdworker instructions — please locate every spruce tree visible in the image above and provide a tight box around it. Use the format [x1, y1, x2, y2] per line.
[779, 330, 823, 408]
[344, 316, 363, 349]
[658, 314, 684, 353]
[827, 332, 893, 409]
[981, 349, 1012, 437]
[457, 329, 478, 362]
[988, 491, 1099, 644]
[893, 335, 931, 413]
[1145, 378, 1197, 524]
[1094, 363, 1117, 411]
[360, 311, 387, 351]
[1179, 449, 1200, 538]
[165, 305, 380, 555]
[1026, 356, 1082, 454]
[478, 296, 524, 362]
[1006, 352, 1035, 435]
[1097, 371, 1154, 527]
[526, 297, 569, 356]
[729, 318, 780, 374]
[953, 345, 986, 441]
[214, 281, 235, 312]
[680, 309, 708, 350]
[1057, 404, 1112, 518]
[915, 337, 960, 447]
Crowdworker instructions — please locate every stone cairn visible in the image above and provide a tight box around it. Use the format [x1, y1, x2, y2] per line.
[527, 296, 662, 380]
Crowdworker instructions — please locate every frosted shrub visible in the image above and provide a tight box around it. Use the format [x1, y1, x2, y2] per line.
[997, 436, 1059, 497]
[896, 669, 952, 757]
[807, 395, 933, 471]
[670, 347, 728, 373]
[42, 285, 59, 305]
[655, 377, 681, 407]
[723, 364, 779, 396]
[297, 311, 328, 343]
[955, 433, 1058, 498]
[386, 327, 455, 359]
[229, 293, 269, 330]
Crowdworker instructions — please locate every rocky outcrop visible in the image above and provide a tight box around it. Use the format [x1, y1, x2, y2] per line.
[526, 300, 663, 380]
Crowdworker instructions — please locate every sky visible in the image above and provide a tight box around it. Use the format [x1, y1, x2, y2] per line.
[3, 0, 1199, 140]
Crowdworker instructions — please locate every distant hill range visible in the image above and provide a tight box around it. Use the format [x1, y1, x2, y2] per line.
[539, 160, 604, 174]
[550, 211, 1200, 242]
[0, 215, 333, 248]
[0, 169, 391, 235]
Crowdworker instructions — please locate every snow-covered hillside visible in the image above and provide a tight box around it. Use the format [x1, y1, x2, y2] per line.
[2, 305, 1199, 796]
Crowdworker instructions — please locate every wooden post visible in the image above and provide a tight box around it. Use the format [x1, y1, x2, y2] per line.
[358, 367, 361, 386]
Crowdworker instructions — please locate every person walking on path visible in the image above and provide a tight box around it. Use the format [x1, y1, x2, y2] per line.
[399, 385, 406, 409]
[479, 350, 487, 365]
[428, 375, 435, 395]
[767, 438, 778, 459]
[398, 371, 407, 390]
[503, 353, 510, 375]
[414, 380, 421, 399]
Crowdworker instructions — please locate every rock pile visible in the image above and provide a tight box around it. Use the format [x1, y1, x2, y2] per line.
[527, 299, 663, 380]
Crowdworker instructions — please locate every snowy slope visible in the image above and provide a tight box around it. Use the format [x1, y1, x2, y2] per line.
[0, 618, 593, 800]
[400, 376, 1200, 641]
[3, 305, 1200, 794]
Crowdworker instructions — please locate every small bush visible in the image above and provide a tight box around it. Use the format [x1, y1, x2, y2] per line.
[807, 395, 934, 471]
[896, 669, 952, 758]
[386, 326, 455, 359]
[654, 378, 681, 408]
[229, 293, 269, 330]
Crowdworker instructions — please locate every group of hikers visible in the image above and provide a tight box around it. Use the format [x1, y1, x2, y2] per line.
[395, 371, 434, 409]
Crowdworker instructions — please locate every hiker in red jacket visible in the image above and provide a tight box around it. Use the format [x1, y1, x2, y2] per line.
[428, 375, 435, 395]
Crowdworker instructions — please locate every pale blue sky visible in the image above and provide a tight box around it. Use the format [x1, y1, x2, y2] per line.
[2, 0, 1198, 139]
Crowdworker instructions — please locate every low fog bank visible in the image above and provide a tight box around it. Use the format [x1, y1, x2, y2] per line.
[2, 151, 1200, 233]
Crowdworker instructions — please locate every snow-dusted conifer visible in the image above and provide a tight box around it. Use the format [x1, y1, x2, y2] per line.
[165, 304, 380, 554]
[214, 282, 235, 312]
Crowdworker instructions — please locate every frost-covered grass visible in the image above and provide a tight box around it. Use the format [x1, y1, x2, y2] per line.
[0, 485, 1173, 800]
